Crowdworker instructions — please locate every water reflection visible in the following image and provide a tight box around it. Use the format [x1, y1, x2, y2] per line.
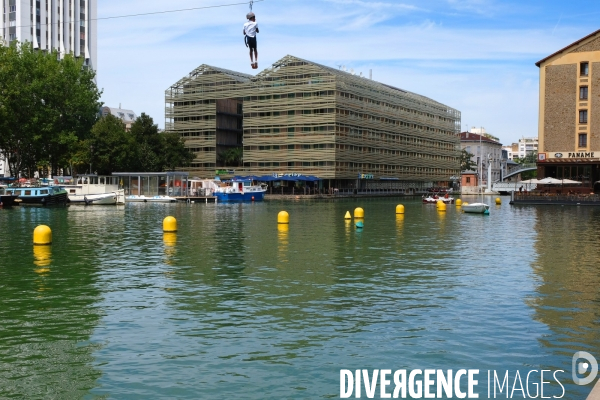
[0, 207, 103, 399]
[528, 206, 600, 397]
[163, 232, 177, 266]
[277, 224, 289, 264]
[3, 200, 600, 398]
[33, 245, 52, 269]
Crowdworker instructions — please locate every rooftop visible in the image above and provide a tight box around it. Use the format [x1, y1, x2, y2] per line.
[460, 131, 502, 145]
[536, 28, 600, 67]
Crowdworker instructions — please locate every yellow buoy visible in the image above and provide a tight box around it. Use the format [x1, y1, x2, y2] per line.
[344, 211, 351, 219]
[495, 197, 502, 205]
[33, 225, 52, 245]
[278, 211, 289, 224]
[462, 202, 469, 206]
[437, 201, 447, 212]
[354, 207, 364, 218]
[163, 216, 177, 232]
[455, 198, 462, 206]
[396, 204, 405, 214]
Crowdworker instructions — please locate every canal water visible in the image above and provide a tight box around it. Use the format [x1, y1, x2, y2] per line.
[0, 197, 598, 399]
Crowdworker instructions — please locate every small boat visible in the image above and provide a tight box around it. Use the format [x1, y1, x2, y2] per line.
[422, 195, 454, 204]
[125, 195, 178, 203]
[3, 186, 68, 206]
[69, 192, 119, 205]
[462, 202, 490, 214]
[213, 179, 266, 202]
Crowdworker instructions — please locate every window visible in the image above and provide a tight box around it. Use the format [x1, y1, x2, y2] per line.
[466, 177, 471, 183]
[581, 62, 589, 76]
[580, 86, 588, 100]
[579, 133, 588, 148]
[580, 110, 588, 124]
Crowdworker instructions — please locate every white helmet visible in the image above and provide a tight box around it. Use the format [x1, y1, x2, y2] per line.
[246, 12, 255, 19]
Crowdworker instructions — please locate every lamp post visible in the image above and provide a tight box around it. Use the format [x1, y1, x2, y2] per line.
[89, 144, 94, 174]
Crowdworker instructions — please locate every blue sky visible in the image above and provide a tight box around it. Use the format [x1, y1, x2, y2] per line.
[98, 0, 600, 145]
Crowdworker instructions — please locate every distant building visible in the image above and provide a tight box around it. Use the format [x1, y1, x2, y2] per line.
[502, 137, 538, 161]
[460, 129, 503, 184]
[0, 153, 6, 177]
[101, 106, 138, 131]
[460, 171, 479, 194]
[502, 143, 519, 160]
[0, 0, 97, 72]
[166, 55, 462, 190]
[536, 29, 600, 189]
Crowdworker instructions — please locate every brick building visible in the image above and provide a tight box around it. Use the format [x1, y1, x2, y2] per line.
[536, 29, 600, 190]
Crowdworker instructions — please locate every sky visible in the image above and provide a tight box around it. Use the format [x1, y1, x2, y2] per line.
[98, 0, 600, 146]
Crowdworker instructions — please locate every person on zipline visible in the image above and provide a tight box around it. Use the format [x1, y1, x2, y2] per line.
[243, 12, 259, 69]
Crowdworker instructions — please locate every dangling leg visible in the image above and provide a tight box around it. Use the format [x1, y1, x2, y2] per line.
[249, 48, 254, 67]
[253, 48, 258, 69]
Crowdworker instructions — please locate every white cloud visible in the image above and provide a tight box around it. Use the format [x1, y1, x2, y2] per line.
[97, 0, 598, 145]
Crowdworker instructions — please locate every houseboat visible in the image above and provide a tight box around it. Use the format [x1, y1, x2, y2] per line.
[55, 175, 125, 205]
[4, 186, 68, 205]
[0, 186, 19, 207]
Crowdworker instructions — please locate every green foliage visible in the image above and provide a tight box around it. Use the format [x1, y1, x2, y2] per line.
[89, 115, 136, 175]
[515, 151, 538, 165]
[128, 113, 195, 172]
[460, 149, 476, 171]
[217, 147, 243, 167]
[0, 41, 102, 177]
[162, 132, 195, 171]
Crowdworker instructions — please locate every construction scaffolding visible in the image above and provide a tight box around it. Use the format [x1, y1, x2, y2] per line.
[165, 55, 461, 186]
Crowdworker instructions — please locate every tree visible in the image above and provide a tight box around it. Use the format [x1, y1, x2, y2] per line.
[516, 151, 537, 165]
[0, 41, 102, 177]
[129, 113, 195, 172]
[217, 147, 243, 167]
[162, 132, 194, 171]
[88, 115, 136, 174]
[460, 149, 476, 171]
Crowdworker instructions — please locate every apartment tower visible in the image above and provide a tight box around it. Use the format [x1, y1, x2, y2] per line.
[1, 0, 97, 70]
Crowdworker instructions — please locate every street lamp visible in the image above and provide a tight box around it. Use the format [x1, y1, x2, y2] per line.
[89, 144, 94, 174]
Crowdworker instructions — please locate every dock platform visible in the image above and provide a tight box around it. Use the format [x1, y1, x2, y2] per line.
[174, 196, 217, 204]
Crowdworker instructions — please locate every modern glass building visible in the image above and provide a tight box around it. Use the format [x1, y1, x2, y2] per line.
[166, 55, 461, 190]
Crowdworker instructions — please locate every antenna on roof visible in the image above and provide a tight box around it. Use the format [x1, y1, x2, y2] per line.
[337, 65, 342, 70]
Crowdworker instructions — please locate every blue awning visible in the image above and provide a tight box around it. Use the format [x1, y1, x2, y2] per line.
[254, 175, 322, 182]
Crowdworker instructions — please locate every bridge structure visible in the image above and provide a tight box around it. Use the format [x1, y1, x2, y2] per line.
[500, 163, 537, 181]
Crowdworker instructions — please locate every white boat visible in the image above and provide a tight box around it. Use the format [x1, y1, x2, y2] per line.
[69, 192, 119, 205]
[423, 195, 454, 204]
[462, 141, 490, 215]
[213, 179, 266, 202]
[462, 202, 490, 214]
[58, 175, 125, 205]
[125, 195, 178, 203]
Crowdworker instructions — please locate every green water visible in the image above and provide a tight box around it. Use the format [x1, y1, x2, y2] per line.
[0, 197, 599, 398]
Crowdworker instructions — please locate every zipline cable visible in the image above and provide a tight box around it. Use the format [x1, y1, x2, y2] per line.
[10, 0, 264, 31]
